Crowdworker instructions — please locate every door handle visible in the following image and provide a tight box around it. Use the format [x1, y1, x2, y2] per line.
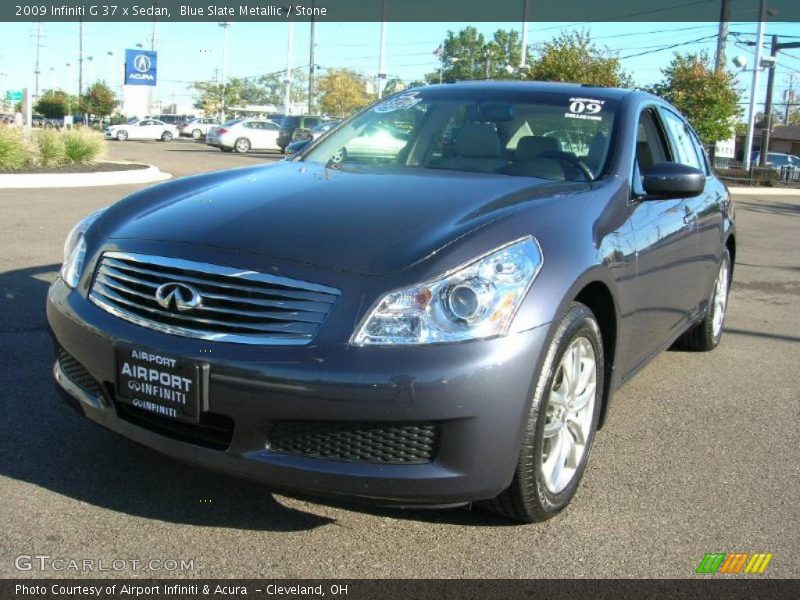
[683, 211, 697, 225]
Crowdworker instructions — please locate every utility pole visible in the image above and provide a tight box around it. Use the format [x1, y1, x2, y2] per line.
[308, 1, 316, 114]
[759, 35, 800, 165]
[743, 0, 766, 170]
[714, 0, 731, 73]
[520, 0, 530, 71]
[377, 0, 387, 99]
[33, 22, 43, 98]
[284, 18, 293, 114]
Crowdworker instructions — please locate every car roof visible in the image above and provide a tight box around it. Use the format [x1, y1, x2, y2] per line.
[412, 80, 637, 101]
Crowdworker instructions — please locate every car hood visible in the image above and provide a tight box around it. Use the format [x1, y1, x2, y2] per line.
[99, 161, 588, 276]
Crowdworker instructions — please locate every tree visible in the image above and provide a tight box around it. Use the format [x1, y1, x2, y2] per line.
[528, 30, 631, 87]
[318, 69, 376, 117]
[647, 52, 741, 145]
[78, 82, 117, 118]
[425, 27, 530, 83]
[788, 109, 800, 128]
[255, 71, 308, 108]
[34, 89, 76, 119]
[191, 80, 243, 116]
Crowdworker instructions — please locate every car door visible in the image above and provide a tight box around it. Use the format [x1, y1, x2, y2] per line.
[137, 120, 157, 139]
[260, 120, 280, 150]
[658, 107, 722, 306]
[623, 106, 701, 369]
[129, 120, 148, 139]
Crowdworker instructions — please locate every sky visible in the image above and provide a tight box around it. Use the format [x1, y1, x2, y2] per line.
[1, 19, 799, 117]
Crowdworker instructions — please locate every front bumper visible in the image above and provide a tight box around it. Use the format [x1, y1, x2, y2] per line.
[47, 276, 550, 506]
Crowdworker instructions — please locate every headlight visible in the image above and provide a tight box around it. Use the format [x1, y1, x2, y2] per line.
[60, 208, 105, 288]
[352, 237, 543, 346]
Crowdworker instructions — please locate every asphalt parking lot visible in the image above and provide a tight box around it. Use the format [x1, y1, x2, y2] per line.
[1, 139, 798, 579]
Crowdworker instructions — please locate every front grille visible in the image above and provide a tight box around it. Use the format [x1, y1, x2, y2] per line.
[89, 252, 340, 345]
[114, 401, 235, 451]
[268, 421, 438, 464]
[57, 349, 103, 397]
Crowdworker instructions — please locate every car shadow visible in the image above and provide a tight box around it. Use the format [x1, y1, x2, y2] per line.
[0, 263, 507, 530]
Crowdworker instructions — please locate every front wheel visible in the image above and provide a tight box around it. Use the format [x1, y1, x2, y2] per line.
[675, 249, 731, 351]
[116, 130, 128, 141]
[160, 131, 173, 142]
[479, 302, 603, 522]
[192, 129, 202, 139]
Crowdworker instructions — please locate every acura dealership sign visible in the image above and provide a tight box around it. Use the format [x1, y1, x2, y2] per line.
[125, 49, 157, 86]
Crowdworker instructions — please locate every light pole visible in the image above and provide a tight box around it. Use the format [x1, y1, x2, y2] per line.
[743, 0, 767, 169]
[377, 0, 387, 98]
[219, 21, 232, 121]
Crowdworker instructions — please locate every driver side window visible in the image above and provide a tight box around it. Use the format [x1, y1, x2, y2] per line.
[632, 108, 670, 195]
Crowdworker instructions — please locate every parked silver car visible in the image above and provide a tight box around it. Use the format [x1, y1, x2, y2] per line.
[206, 118, 281, 153]
[179, 118, 221, 139]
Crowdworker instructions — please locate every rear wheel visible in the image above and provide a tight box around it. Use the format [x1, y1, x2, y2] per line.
[191, 129, 202, 139]
[675, 249, 731, 351]
[479, 302, 603, 523]
[160, 131, 173, 142]
[234, 138, 251, 153]
[116, 130, 128, 141]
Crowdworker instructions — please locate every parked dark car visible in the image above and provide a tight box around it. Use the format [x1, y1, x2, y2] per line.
[48, 82, 735, 522]
[277, 115, 323, 152]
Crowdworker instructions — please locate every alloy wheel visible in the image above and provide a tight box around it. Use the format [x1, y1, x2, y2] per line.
[541, 336, 597, 494]
[712, 259, 729, 339]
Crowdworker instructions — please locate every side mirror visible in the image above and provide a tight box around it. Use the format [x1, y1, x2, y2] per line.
[642, 162, 705, 199]
[285, 139, 311, 158]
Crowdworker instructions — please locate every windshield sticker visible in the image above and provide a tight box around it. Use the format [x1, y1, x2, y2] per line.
[565, 97, 605, 122]
[372, 92, 422, 114]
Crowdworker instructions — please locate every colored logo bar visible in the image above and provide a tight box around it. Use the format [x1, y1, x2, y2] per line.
[696, 553, 773, 574]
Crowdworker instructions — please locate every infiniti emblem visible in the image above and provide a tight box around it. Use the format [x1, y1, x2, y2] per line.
[155, 282, 202, 312]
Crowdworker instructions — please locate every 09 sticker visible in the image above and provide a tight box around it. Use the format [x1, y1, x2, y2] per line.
[566, 97, 605, 122]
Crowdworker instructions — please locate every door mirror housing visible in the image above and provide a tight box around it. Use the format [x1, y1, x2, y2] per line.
[642, 162, 705, 199]
[285, 139, 311, 158]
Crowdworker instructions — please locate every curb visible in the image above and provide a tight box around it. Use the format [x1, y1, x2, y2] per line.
[729, 186, 800, 196]
[0, 163, 172, 189]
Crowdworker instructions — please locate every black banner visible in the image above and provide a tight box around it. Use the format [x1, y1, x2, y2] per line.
[4, 0, 800, 23]
[2, 579, 800, 600]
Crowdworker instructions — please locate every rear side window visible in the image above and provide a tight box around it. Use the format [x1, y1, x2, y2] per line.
[660, 109, 703, 171]
[281, 117, 300, 128]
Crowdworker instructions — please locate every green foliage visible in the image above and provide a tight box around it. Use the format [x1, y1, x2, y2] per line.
[318, 69, 376, 117]
[34, 128, 66, 166]
[78, 82, 118, 118]
[647, 52, 741, 145]
[61, 128, 106, 164]
[426, 27, 531, 83]
[34, 90, 77, 119]
[786, 109, 800, 128]
[528, 30, 631, 87]
[192, 80, 241, 116]
[0, 127, 32, 171]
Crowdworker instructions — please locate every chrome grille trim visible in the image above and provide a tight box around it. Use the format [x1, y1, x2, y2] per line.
[89, 252, 340, 345]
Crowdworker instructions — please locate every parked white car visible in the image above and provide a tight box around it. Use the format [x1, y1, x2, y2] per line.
[105, 119, 178, 142]
[206, 118, 280, 153]
[179, 118, 221, 139]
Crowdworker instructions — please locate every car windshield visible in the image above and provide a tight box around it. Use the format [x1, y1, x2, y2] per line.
[768, 154, 790, 166]
[222, 118, 243, 127]
[302, 88, 617, 181]
[281, 116, 300, 128]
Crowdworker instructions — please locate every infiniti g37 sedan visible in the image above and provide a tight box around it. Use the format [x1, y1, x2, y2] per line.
[48, 82, 734, 522]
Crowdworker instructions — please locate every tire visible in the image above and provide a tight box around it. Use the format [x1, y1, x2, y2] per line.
[479, 302, 604, 523]
[160, 131, 173, 142]
[192, 129, 202, 139]
[116, 130, 128, 141]
[234, 138, 251, 153]
[675, 249, 731, 351]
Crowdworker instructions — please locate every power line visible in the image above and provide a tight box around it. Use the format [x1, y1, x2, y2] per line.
[620, 35, 718, 59]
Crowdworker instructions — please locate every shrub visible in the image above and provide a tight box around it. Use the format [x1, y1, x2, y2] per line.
[0, 127, 32, 171]
[62, 128, 106, 164]
[34, 128, 66, 166]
